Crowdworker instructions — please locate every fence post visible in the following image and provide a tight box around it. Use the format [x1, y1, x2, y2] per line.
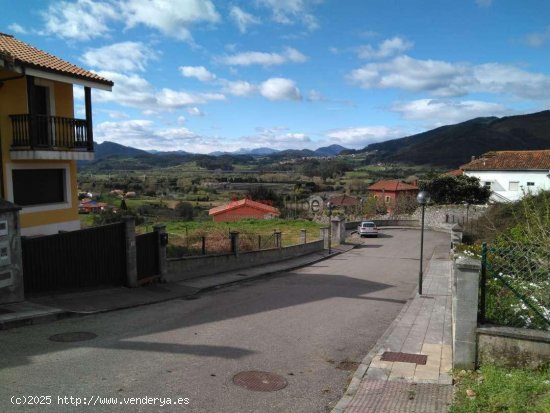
[452, 254, 481, 370]
[451, 223, 463, 248]
[153, 224, 167, 281]
[230, 231, 239, 256]
[478, 242, 487, 323]
[201, 236, 206, 255]
[122, 216, 138, 288]
[274, 231, 282, 249]
[258, 235, 261, 250]
[301, 229, 307, 244]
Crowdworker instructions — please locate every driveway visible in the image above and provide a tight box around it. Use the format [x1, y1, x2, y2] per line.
[0, 229, 449, 413]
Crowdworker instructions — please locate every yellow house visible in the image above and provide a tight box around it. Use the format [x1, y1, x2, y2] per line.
[0, 33, 113, 235]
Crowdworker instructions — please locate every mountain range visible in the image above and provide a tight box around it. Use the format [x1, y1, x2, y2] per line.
[84, 110, 550, 170]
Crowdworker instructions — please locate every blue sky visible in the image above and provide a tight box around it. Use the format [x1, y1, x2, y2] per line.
[2, 0, 549, 153]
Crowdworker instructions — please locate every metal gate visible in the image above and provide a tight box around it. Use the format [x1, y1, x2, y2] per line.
[22, 222, 126, 294]
[136, 232, 159, 283]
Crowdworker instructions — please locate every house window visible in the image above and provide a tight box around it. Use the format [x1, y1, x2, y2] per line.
[12, 169, 65, 206]
[527, 182, 535, 186]
[385, 196, 391, 203]
[509, 181, 519, 191]
[484, 182, 492, 189]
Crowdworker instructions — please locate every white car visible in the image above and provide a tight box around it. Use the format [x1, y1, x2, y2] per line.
[358, 221, 378, 237]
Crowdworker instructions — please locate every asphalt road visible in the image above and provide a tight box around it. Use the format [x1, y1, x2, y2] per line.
[0, 229, 449, 413]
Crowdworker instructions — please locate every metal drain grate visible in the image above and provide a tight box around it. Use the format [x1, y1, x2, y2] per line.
[233, 371, 288, 392]
[49, 332, 97, 342]
[381, 352, 427, 365]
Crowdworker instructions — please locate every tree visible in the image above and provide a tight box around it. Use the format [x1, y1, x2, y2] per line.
[246, 185, 282, 207]
[120, 198, 128, 210]
[175, 202, 194, 221]
[419, 175, 490, 204]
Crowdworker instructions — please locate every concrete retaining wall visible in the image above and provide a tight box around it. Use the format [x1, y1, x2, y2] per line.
[166, 240, 324, 282]
[346, 219, 420, 230]
[477, 326, 550, 369]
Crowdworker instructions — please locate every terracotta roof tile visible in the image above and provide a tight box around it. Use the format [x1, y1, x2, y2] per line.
[209, 199, 280, 216]
[461, 150, 550, 170]
[328, 194, 359, 206]
[0, 32, 113, 87]
[368, 180, 418, 192]
[443, 169, 464, 176]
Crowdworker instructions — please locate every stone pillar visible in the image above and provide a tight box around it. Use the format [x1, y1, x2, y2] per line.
[0, 201, 24, 304]
[331, 216, 346, 244]
[452, 254, 481, 370]
[230, 231, 240, 256]
[153, 224, 167, 281]
[300, 229, 307, 244]
[320, 227, 329, 249]
[451, 223, 463, 248]
[122, 216, 138, 288]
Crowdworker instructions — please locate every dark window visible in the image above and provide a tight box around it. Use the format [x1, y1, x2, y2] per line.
[13, 169, 65, 206]
[527, 182, 535, 186]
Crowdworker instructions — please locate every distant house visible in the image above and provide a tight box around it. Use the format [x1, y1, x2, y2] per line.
[328, 194, 359, 208]
[368, 180, 419, 214]
[461, 150, 550, 202]
[78, 200, 111, 214]
[208, 199, 280, 222]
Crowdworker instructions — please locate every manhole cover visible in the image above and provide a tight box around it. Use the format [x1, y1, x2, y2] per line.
[233, 371, 288, 392]
[381, 351, 427, 365]
[49, 332, 97, 342]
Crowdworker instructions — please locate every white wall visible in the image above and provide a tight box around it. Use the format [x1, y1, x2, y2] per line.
[465, 170, 550, 201]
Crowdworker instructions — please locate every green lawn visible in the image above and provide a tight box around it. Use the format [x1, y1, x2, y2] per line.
[451, 365, 550, 413]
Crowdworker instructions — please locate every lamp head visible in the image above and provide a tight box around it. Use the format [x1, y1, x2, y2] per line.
[416, 191, 430, 205]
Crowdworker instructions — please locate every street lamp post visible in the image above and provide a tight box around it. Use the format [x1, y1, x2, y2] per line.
[416, 191, 430, 295]
[327, 201, 333, 254]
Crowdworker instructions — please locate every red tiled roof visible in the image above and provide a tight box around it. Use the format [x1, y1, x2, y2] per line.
[461, 150, 550, 171]
[328, 194, 359, 206]
[209, 199, 280, 216]
[0, 32, 113, 87]
[368, 180, 418, 192]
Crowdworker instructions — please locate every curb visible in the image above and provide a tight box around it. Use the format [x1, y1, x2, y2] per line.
[331, 285, 419, 413]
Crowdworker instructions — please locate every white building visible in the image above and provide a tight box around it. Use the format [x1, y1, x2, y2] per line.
[461, 150, 550, 202]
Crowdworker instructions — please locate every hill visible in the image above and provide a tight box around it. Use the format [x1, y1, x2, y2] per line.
[363, 110, 550, 168]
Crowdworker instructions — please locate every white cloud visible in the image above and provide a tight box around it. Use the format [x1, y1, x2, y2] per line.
[122, 0, 220, 41]
[391, 99, 512, 126]
[307, 90, 325, 101]
[220, 47, 307, 66]
[40, 0, 220, 41]
[41, 0, 118, 41]
[8, 23, 27, 34]
[324, 126, 405, 147]
[256, 0, 321, 30]
[179, 66, 216, 82]
[177, 115, 186, 124]
[356, 36, 414, 59]
[347, 55, 550, 100]
[222, 80, 258, 96]
[259, 78, 302, 101]
[229, 6, 260, 33]
[347, 55, 474, 97]
[187, 107, 204, 116]
[92, 71, 225, 111]
[244, 127, 311, 149]
[81, 42, 158, 72]
[524, 26, 550, 47]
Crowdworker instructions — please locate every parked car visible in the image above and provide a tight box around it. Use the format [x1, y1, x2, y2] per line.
[358, 221, 378, 237]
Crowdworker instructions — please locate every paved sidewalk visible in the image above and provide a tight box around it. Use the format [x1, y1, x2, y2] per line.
[332, 244, 454, 413]
[0, 244, 354, 330]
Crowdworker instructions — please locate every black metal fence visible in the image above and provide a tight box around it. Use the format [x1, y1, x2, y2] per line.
[479, 242, 550, 331]
[22, 222, 126, 294]
[136, 232, 159, 282]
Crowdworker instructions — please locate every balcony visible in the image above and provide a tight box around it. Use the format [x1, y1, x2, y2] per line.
[9, 114, 94, 161]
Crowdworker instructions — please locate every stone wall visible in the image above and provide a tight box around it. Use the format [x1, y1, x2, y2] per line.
[166, 240, 324, 282]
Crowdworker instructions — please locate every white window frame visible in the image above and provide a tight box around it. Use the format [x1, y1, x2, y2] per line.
[508, 181, 519, 191]
[5, 162, 72, 213]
